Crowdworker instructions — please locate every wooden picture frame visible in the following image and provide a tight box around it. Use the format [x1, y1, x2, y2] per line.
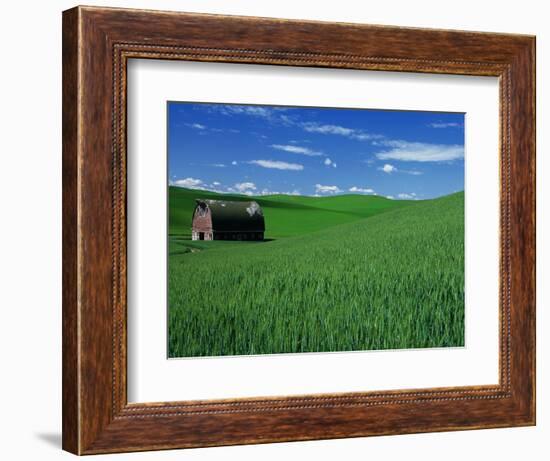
[62, 5, 535, 455]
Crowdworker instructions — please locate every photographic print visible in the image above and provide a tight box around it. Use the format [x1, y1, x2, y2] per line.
[167, 102, 465, 358]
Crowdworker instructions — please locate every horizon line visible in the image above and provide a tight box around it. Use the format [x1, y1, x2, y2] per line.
[169, 185, 464, 201]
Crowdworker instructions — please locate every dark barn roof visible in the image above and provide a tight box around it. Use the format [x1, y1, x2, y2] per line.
[195, 199, 265, 232]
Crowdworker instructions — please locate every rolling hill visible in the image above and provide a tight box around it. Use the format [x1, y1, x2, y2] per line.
[169, 186, 414, 238]
[168, 191, 465, 357]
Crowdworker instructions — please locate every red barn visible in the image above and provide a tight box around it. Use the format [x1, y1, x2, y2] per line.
[191, 199, 265, 241]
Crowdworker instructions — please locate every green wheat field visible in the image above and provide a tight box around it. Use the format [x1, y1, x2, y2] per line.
[168, 186, 465, 358]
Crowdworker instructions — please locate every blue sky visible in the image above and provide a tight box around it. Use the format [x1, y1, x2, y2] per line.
[168, 102, 464, 200]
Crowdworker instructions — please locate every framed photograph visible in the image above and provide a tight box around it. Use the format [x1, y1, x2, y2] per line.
[62, 6, 535, 455]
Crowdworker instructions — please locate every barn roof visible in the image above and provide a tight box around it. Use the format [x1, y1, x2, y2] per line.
[195, 199, 265, 232]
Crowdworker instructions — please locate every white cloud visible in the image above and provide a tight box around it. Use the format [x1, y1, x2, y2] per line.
[184, 122, 242, 134]
[242, 107, 271, 117]
[170, 177, 205, 189]
[221, 106, 271, 117]
[304, 123, 354, 136]
[324, 158, 332, 166]
[170, 177, 302, 196]
[289, 139, 311, 144]
[333, 163, 337, 168]
[428, 122, 461, 128]
[271, 144, 323, 156]
[231, 161, 238, 165]
[380, 164, 397, 174]
[208, 163, 226, 168]
[279, 114, 295, 125]
[234, 182, 257, 193]
[315, 184, 343, 194]
[397, 192, 417, 199]
[260, 188, 300, 196]
[204, 104, 289, 124]
[248, 160, 304, 171]
[386, 195, 395, 200]
[302, 122, 383, 141]
[375, 141, 464, 162]
[349, 186, 375, 194]
[377, 163, 422, 175]
[186, 123, 206, 130]
[211, 128, 240, 134]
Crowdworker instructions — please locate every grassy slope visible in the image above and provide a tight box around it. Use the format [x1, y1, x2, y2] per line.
[169, 186, 412, 238]
[168, 192, 465, 357]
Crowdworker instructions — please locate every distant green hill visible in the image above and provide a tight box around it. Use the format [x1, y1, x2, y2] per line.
[169, 191, 465, 357]
[169, 186, 413, 238]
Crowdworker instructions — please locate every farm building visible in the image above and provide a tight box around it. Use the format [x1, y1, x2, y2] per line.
[191, 199, 265, 241]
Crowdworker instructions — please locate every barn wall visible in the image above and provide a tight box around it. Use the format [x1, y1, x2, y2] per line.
[191, 207, 213, 240]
